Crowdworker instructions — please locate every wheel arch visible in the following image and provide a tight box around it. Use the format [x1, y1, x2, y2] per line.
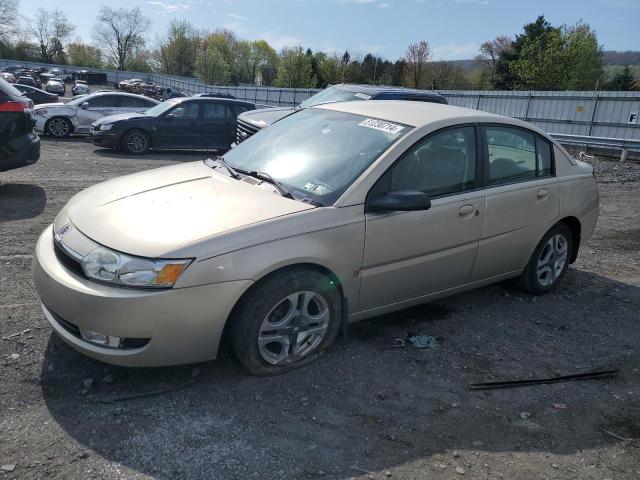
[220, 262, 345, 347]
[559, 216, 581, 263]
[44, 116, 74, 135]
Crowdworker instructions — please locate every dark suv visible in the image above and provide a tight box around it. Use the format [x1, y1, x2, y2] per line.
[236, 84, 448, 143]
[0, 77, 40, 172]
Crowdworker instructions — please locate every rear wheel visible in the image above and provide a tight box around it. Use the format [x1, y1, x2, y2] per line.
[230, 268, 342, 376]
[46, 117, 71, 138]
[518, 223, 573, 294]
[122, 130, 150, 155]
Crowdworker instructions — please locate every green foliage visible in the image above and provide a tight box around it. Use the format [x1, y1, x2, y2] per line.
[195, 36, 231, 85]
[155, 20, 201, 77]
[602, 65, 636, 90]
[274, 46, 316, 88]
[67, 42, 102, 68]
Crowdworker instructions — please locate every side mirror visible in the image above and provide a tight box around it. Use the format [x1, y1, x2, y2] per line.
[80, 102, 89, 109]
[166, 113, 175, 121]
[367, 190, 431, 213]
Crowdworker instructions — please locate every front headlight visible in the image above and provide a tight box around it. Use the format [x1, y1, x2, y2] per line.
[99, 123, 113, 131]
[82, 247, 191, 288]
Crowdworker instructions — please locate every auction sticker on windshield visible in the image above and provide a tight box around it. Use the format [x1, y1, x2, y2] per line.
[358, 118, 405, 134]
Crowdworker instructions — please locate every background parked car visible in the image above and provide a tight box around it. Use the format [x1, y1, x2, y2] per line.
[236, 84, 448, 143]
[14, 84, 59, 105]
[72, 80, 89, 96]
[91, 96, 255, 154]
[1, 72, 16, 83]
[16, 75, 37, 88]
[45, 79, 65, 95]
[34, 91, 159, 138]
[0, 77, 39, 172]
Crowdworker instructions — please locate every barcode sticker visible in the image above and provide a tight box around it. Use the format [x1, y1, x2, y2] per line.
[358, 118, 405, 134]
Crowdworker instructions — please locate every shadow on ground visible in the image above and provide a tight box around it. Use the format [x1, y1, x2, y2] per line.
[40, 269, 640, 479]
[0, 183, 47, 222]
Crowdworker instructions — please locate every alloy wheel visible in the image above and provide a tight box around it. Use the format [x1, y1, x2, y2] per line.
[536, 234, 568, 287]
[126, 132, 148, 153]
[48, 118, 70, 137]
[257, 290, 330, 365]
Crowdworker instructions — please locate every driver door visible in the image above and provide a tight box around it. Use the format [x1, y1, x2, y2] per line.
[358, 125, 486, 311]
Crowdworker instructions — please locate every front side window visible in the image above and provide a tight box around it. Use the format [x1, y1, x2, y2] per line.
[222, 108, 409, 205]
[374, 126, 478, 199]
[171, 101, 200, 119]
[485, 126, 552, 185]
[88, 95, 119, 108]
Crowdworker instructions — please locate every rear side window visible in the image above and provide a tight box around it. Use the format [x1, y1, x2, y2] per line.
[171, 101, 200, 119]
[119, 96, 152, 108]
[484, 126, 554, 185]
[204, 103, 226, 119]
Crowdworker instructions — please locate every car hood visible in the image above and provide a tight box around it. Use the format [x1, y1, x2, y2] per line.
[239, 106, 295, 127]
[93, 112, 148, 126]
[65, 161, 314, 258]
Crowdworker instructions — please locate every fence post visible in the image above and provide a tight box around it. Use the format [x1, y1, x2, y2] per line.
[588, 94, 599, 136]
[476, 93, 482, 110]
[524, 93, 532, 121]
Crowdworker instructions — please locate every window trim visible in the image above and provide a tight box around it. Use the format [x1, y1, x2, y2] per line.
[366, 123, 484, 206]
[480, 123, 556, 188]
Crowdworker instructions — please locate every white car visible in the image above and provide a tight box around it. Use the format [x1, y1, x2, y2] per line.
[45, 79, 65, 95]
[72, 80, 89, 96]
[34, 91, 159, 138]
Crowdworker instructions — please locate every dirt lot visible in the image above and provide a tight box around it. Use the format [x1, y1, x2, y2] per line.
[1, 138, 639, 480]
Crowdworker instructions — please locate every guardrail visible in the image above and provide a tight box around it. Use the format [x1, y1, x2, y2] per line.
[550, 133, 640, 161]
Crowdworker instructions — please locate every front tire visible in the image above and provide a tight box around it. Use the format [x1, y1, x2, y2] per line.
[122, 130, 150, 155]
[518, 223, 573, 295]
[46, 117, 72, 138]
[230, 268, 342, 376]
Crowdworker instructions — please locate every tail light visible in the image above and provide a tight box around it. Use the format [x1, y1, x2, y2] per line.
[0, 99, 33, 113]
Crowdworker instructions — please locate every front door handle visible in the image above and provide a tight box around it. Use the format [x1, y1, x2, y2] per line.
[458, 204, 475, 216]
[537, 188, 549, 200]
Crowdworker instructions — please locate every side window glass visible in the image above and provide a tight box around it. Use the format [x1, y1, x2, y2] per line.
[536, 136, 553, 177]
[231, 105, 250, 117]
[204, 103, 226, 119]
[382, 126, 477, 198]
[171, 102, 200, 119]
[89, 96, 119, 108]
[486, 126, 536, 185]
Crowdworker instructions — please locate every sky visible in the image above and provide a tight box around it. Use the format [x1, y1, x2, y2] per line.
[16, 0, 640, 60]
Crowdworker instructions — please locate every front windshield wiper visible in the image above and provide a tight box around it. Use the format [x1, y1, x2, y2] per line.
[205, 156, 240, 179]
[246, 170, 295, 200]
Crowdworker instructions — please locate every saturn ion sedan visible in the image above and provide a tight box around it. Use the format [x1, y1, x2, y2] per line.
[33, 101, 599, 375]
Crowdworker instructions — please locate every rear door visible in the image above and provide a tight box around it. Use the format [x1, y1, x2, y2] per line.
[469, 125, 559, 281]
[358, 125, 486, 311]
[154, 100, 201, 149]
[196, 102, 242, 150]
[76, 94, 120, 131]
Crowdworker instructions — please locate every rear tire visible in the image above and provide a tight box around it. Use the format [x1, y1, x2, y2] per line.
[46, 117, 71, 138]
[230, 268, 342, 376]
[122, 129, 150, 155]
[518, 223, 573, 295]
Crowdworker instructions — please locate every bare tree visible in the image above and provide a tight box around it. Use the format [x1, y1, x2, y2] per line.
[475, 35, 513, 85]
[403, 41, 430, 88]
[92, 6, 150, 70]
[0, 0, 19, 45]
[28, 8, 75, 63]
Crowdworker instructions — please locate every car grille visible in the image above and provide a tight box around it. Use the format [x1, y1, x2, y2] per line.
[53, 239, 86, 278]
[236, 118, 261, 144]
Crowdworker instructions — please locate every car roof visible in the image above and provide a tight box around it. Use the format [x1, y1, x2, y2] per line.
[335, 83, 444, 97]
[180, 96, 255, 107]
[316, 100, 546, 134]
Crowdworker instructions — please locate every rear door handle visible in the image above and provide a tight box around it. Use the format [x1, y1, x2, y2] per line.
[537, 188, 549, 200]
[458, 204, 475, 216]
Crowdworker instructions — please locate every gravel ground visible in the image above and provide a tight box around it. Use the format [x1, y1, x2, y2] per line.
[1, 139, 639, 480]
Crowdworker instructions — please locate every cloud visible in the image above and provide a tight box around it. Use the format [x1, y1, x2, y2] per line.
[260, 31, 304, 50]
[431, 42, 480, 60]
[379, 3, 391, 7]
[147, 1, 190, 13]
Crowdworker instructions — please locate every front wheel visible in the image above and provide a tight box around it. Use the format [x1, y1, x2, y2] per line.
[518, 223, 573, 294]
[230, 269, 342, 376]
[46, 117, 71, 138]
[122, 130, 150, 155]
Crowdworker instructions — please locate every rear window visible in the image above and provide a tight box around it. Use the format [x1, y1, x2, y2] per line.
[0, 76, 24, 98]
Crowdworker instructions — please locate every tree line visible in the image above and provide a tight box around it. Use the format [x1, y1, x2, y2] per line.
[0, 0, 637, 91]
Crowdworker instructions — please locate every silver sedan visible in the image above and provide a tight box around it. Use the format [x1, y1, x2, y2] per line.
[33, 101, 599, 375]
[33, 91, 159, 138]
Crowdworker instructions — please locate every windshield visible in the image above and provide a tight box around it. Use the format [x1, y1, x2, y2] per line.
[299, 85, 372, 108]
[144, 99, 181, 117]
[222, 108, 409, 205]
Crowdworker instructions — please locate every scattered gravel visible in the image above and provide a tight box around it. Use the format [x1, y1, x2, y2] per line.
[1, 139, 639, 479]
